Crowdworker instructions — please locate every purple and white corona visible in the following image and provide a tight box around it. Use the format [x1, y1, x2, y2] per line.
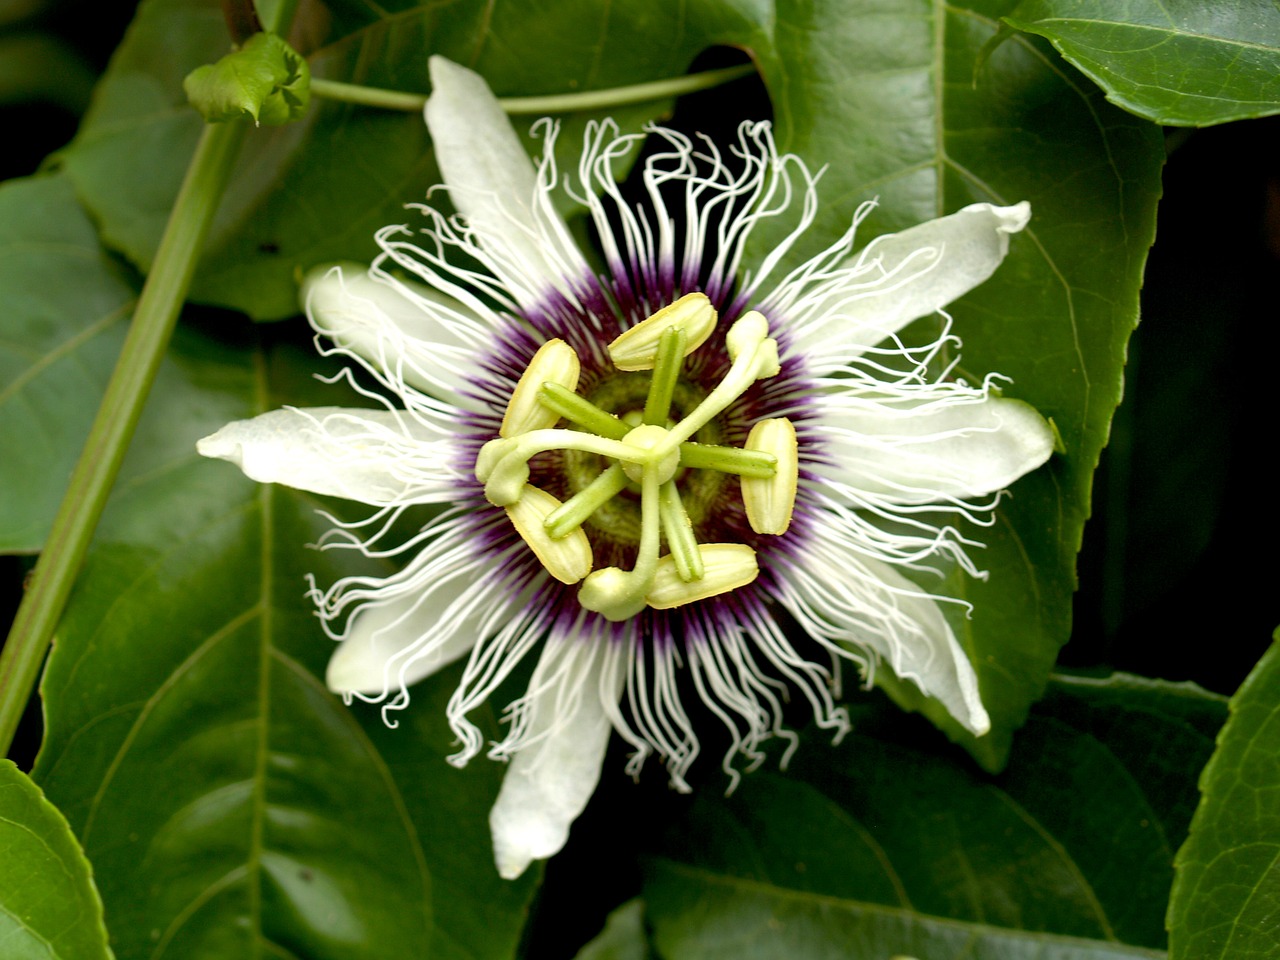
[199, 57, 1053, 879]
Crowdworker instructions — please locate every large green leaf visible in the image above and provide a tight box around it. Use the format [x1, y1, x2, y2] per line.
[1168, 636, 1280, 960]
[0, 174, 136, 554]
[0, 759, 114, 960]
[701, 0, 1163, 767]
[55, 0, 1162, 764]
[32, 321, 534, 960]
[1004, 0, 1280, 126]
[645, 674, 1225, 958]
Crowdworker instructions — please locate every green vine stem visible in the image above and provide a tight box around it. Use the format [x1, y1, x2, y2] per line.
[310, 63, 756, 115]
[0, 120, 248, 755]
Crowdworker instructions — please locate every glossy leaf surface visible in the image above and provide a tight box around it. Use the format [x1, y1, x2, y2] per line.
[646, 675, 1225, 958]
[32, 321, 534, 959]
[0, 174, 135, 554]
[1005, 0, 1280, 126]
[0, 759, 114, 960]
[573, 900, 652, 960]
[1169, 636, 1280, 959]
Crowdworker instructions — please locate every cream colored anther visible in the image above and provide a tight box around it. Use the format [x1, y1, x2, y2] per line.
[725, 310, 770, 361]
[608, 293, 717, 371]
[741, 418, 798, 535]
[646, 544, 759, 608]
[501, 339, 580, 437]
[506, 485, 593, 584]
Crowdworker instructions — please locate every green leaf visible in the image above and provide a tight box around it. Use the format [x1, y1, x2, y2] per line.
[647, 864, 1163, 960]
[183, 32, 310, 125]
[1004, 0, 1280, 126]
[32, 322, 534, 960]
[702, 0, 1163, 767]
[573, 900, 653, 960]
[0, 174, 136, 554]
[0, 760, 114, 960]
[1168, 635, 1280, 959]
[645, 675, 1225, 958]
[58, 0, 698, 319]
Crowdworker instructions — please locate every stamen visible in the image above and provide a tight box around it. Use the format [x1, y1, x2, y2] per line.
[643, 326, 686, 426]
[658, 311, 780, 451]
[608, 292, 716, 370]
[485, 301, 793, 617]
[741, 418, 798, 535]
[647, 544, 759, 608]
[505, 485, 593, 583]
[500, 339, 580, 437]
[679, 443, 776, 478]
[539, 383, 627, 439]
[544, 464, 628, 539]
[659, 481, 704, 582]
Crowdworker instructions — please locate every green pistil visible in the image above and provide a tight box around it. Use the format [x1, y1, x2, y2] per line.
[545, 464, 628, 540]
[644, 326, 685, 425]
[540, 383, 627, 439]
[656, 318, 777, 453]
[485, 428, 638, 505]
[678, 443, 777, 478]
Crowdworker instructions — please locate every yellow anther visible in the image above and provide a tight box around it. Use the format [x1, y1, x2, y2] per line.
[501, 339, 580, 437]
[608, 293, 717, 371]
[646, 544, 759, 608]
[506, 485, 593, 584]
[741, 418, 798, 535]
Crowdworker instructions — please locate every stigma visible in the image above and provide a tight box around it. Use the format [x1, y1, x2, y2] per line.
[475, 294, 799, 620]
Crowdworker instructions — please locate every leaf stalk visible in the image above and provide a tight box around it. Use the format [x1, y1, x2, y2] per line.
[0, 120, 248, 755]
[310, 63, 756, 115]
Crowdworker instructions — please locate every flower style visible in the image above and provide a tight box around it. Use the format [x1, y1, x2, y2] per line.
[198, 57, 1053, 880]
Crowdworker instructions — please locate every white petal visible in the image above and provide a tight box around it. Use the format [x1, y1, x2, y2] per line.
[425, 57, 589, 304]
[326, 589, 483, 696]
[817, 395, 1053, 504]
[489, 636, 625, 879]
[304, 264, 489, 411]
[860, 557, 990, 736]
[197, 406, 453, 504]
[773, 528, 990, 735]
[783, 202, 1031, 365]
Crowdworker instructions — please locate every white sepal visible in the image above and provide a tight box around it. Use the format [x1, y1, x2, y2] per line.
[817, 394, 1053, 505]
[196, 406, 454, 505]
[304, 263, 490, 412]
[489, 635, 626, 879]
[425, 57, 590, 307]
[772, 525, 990, 736]
[326, 590, 480, 696]
[777, 202, 1031, 371]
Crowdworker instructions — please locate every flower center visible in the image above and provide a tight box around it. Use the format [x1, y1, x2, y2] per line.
[475, 293, 799, 621]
